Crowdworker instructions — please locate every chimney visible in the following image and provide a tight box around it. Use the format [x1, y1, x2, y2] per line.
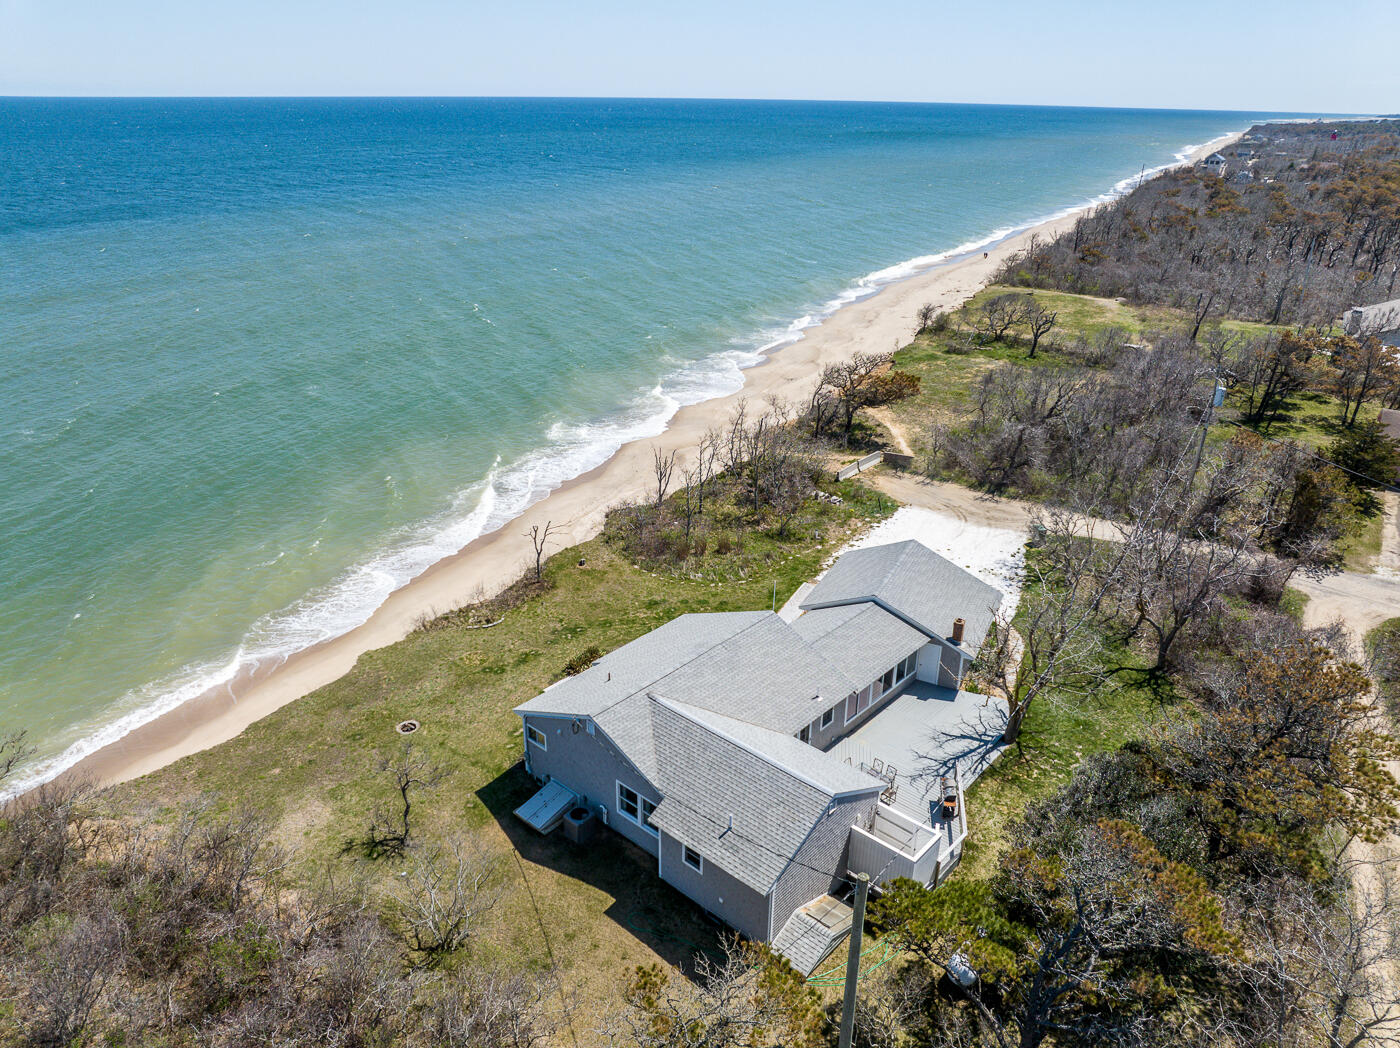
[952, 618, 966, 644]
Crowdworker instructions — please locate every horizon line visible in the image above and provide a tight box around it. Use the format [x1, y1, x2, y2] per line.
[0, 94, 1365, 117]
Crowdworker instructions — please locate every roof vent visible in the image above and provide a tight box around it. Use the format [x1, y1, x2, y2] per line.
[952, 618, 966, 644]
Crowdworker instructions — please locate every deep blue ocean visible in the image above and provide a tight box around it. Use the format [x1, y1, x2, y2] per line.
[0, 98, 1294, 790]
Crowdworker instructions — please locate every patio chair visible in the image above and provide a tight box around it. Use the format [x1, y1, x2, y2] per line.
[870, 758, 884, 776]
[881, 782, 899, 804]
[883, 764, 898, 783]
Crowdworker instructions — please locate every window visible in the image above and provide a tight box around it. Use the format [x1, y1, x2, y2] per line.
[798, 725, 811, 743]
[898, 653, 916, 679]
[617, 782, 659, 835]
[526, 724, 547, 750]
[820, 706, 836, 729]
[881, 667, 895, 693]
[845, 692, 859, 722]
[682, 844, 704, 873]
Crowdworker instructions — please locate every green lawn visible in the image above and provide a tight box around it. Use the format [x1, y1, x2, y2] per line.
[1366, 617, 1400, 722]
[1232, 388, 1383, 451]
[886, 285, 1284, 454]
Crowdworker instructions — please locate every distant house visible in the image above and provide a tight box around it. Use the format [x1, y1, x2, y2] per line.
[512, 540, 1004, 973]
[1201, 152, 1230, 177]
[1343, 299, 1400, 348]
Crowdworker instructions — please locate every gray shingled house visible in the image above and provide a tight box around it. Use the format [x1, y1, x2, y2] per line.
[512, 540, 1004, 973]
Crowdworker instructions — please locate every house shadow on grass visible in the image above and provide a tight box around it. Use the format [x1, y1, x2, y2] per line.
[476, 762, 727, 978]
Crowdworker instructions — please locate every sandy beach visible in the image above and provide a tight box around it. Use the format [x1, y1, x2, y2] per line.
[55, 131, 1242, 792]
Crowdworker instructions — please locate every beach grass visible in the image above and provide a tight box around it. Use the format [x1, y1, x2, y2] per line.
[101, 478, 894, 1031]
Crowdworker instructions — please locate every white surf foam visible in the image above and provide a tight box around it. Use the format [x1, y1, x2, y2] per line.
[2, 129, 1241, 800]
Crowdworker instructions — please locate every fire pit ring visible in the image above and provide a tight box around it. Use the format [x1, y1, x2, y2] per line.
[396, 719, 420, 735]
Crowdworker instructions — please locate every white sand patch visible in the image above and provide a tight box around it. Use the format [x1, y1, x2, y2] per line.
[837, 506, 1026, 612]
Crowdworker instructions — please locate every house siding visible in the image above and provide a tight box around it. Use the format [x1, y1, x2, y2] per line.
[937, 645, 964, 688]
[769, 791, 880, 939]
[807, 693, 856, 751]
[658, 832, 770, 941]
[520, 713, 662, 858]
[916, 642, 964, 686]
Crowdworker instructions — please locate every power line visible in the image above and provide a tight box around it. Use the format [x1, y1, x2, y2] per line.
[1219, 416, 1400, 492]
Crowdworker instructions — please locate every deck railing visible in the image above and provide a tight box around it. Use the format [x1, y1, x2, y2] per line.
[848, 764, 968, 889]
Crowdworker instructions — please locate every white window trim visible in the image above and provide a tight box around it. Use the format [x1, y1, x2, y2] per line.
[820, 707, 836, 729]
[616, 781, 659, 836]
[682, 844, 704, 873]
[798, 724, 811, 743]
[526, 724, 547, 750]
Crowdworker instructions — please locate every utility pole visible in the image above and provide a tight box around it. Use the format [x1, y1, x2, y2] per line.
[837, 873, 870, 1048]
[1189, 375, 1226, 489]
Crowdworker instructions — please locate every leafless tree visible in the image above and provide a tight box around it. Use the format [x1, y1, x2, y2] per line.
[356, 742, 449, 858]
[15, 909, 125, 1048]
[602, 935, 822, 1048]
[1024, 300, 1058, 357]
[1114, 453, 1267, 673]
[820, 351, 894, 437]
[982, 508, 1118, 746]
[0, 730, 32, 785]
[524, 519, 558, 582]
[1233, 873, 1400, 1048]
[426, 966, 566, 1048]
[853, 962, 936, 1048]
[392, 837, 504, 963]
[652, 447, 678, 508]
[804, 375, 841, 438]
[915, 301, 939, 335]
[976, 293, 1031, 344]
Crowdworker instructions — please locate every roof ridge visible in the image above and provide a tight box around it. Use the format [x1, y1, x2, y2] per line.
[650, 694, 878, 800]
[582, 610, 771, 722]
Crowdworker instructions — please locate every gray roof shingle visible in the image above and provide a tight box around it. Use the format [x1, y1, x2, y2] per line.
[799, 540, 1002, 655]
[515, 610, 857, 738]
[791, 603, 929, 688]
[647, 697, 880, 894]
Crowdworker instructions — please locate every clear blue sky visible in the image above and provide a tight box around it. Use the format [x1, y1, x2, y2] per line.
[2, 0, 1394, 112]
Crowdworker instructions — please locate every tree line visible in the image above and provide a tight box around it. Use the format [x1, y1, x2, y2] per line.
[996, 121, 1400, 333]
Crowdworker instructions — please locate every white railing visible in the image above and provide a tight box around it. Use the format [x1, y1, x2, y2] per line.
[847, 765, 969, 889]
[848, 803, 945, 886]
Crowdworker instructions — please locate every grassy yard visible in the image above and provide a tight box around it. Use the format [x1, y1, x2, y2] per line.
[1232, 389, 1383, 450]
[103, 478, 893, 1038]
[885, 284, 1282, 454]
[1366, 617, 1400, 722]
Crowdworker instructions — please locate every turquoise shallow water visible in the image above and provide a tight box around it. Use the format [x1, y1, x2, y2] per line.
[0, 98, 1296, 791]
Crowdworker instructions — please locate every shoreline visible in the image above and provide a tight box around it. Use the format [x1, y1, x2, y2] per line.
[40, 130, 1242, 795]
